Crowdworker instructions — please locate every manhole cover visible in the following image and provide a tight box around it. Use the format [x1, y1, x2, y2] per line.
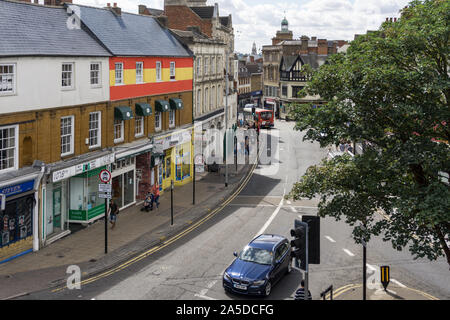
[57, 255, 64, 258]
[89, 259, 97, 263]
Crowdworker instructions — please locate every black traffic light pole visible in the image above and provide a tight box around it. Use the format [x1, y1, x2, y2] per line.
[305, 224, 309, 300]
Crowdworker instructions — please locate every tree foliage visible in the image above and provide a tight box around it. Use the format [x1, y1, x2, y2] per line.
[288, 0, 450, 267]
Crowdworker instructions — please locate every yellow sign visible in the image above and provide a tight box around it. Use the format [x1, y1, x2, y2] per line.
[380, 266, 390, 290]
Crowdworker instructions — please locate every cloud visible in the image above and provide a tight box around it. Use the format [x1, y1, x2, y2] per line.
[71, 0, 410, 53]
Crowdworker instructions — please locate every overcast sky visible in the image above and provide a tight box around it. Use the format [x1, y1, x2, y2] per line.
[72, 0, 411, 53]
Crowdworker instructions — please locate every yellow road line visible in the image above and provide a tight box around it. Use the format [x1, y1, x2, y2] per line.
[52, 153, 260, 293]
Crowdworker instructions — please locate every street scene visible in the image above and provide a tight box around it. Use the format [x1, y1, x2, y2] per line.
[0, 0, 448, 307]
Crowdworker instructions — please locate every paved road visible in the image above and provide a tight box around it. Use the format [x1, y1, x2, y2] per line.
[22, 120, 449, 300]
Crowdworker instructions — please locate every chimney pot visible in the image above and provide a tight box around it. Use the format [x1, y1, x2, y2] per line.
[113, 3, 117, 7]
[107, 3, 110, 7]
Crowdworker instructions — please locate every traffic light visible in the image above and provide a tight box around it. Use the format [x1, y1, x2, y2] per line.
[290, 226, 306, 270]
[302, 215, 320, 265]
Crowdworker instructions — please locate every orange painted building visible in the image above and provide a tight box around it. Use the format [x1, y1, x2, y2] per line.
[109, 57, 193, 101]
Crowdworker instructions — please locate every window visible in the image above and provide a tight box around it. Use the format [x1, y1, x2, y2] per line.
[211, 57, 215, 75]
[60, 116, 74, 156]
[282, 85, 288, 97]
[170, 62, 176, 80]
[88, 111, 101, 148]
[292, 86, 304, 98]
[135, 116, 144, 137]
[155, 112, 162, 131]
[0, 64, 16, 95]
[204, 57, 209, 76]
[114, 119, 124, 143]
[0, 125, 18, 172]
[169, 110, 175, 128]
[136, 62, 144, 84]
[90, 62, 101, 87]
[211, 86, 216, 109]
[197, 89, 202, 115]
[62, 63, 74, 89]
[204, 88, 209, 112]
[217, 56, 221, 75]
[197, 58, 202, 77]
[115, 63, 123, 85]
[156, 61, 162, 81]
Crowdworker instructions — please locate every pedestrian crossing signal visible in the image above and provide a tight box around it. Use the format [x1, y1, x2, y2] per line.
[380, 266, 390, 291]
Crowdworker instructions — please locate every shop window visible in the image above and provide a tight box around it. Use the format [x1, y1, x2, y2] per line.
[176, 143, 191, 181]
[0, 195, 34, 248]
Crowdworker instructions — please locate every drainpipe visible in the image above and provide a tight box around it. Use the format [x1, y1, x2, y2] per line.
[33, 162, 46, 253]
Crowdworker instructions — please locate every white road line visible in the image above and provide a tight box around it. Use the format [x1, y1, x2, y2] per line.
[325, 236, 336, 243]
[366, 264, 377, 271]
[343, 249, 355, 257]
[290, 206, 297, 213]
[194, 294, 217, 300]
[287, 200, 292, 205]
[391, 279, 407, 288]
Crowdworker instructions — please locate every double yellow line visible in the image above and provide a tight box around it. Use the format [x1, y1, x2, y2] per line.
[52, 154, 260, 293]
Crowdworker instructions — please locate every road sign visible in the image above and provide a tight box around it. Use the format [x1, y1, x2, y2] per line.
[380, 266, 390, 291]
[99, 169, 112, 183]
[99, 193, 112, 199]
[99, 184, 112, 193]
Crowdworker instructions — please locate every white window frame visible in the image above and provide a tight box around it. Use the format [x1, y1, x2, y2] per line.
[115, 63, 124, 85]
[156, 61, 162, 82]
[211, 57, 215, 75]
[170, 61, 176, 81]
[136, 62, 144, 84]
[204, 57, 209, 76]
[90, 62, 102, 88]
[135, 116, 144, 137]
[88, 111, 101, 149]
[61, 63, 75, 90]
[60, 116, 75, 157]
[169, 110, 175, 128]
[0, 63, 16, 96]
[197, 58, 202, 78]
[155, 112, 162, 131]
[0, 125, 18, 173]
[114, 119, 124, 143]
[197, 89, 202, 116]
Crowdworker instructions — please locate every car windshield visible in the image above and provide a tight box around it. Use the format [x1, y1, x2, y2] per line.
[260, 112, 272, 120]
[239, 246, 273, 265]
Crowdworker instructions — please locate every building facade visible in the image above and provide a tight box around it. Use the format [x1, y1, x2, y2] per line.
[0, 0, 194, 263]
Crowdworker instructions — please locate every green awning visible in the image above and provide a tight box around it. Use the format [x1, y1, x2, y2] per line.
[169, 98, 184, 110]
[114, 106, 134, 120]
[135, 103, 152, 117]
[155, 100, 170, 112]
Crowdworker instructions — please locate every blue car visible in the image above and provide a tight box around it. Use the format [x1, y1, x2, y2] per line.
[223, 234, 292, 297]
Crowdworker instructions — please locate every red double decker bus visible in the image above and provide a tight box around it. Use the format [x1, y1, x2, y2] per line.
[243, 107, 274, 129]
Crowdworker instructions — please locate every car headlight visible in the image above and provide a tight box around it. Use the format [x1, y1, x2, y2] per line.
[223, 272, 231, 281]
[253, 280, 266, 286]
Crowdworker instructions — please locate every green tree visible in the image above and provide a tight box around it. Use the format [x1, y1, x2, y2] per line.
[288, 0, 450, 267]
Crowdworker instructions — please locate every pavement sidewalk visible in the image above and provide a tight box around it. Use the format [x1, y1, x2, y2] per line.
[333, 284, 439, 300]
[0, 163, 254, 300]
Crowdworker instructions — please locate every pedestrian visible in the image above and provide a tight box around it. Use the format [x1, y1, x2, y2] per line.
[151, 183, 160, 210]
[294, 280, 312, 300]
[108, 198, 119, 229]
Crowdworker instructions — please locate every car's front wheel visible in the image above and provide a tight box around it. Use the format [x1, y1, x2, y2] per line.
[264, 281, 272, 297]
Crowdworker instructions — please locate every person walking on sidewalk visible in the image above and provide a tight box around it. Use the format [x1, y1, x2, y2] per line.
[294, 280, 312, 300]
[108, 198, 119, 229]
[150, 183, 160, 210]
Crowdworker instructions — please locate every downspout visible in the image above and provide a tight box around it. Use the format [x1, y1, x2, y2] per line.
[33, 163, 46, 252]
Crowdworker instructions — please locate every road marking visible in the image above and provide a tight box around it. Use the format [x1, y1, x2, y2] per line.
[325, 236, 336, 243]
[391, 279, 407, 288]
[366, 264, 377, 271]
[51, 150, 262, 294]
[343, 249, 355, 257]
[290, 206, 297, 213]
[194, 294, 217, 300]
[286, 200, 292, 205]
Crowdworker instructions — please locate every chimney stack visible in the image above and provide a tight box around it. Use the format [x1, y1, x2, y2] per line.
[157, 15, 169, 28]
[110, 2, 121, 15]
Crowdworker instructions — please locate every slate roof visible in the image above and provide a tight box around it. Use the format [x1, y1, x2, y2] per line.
[190, 6, 214, 19]
[280, 55, 303, 71]
[75, 4, 192, 57]
[0, 0, 111, 57]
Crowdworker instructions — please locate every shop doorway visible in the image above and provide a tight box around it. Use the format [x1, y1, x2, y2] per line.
[162, 149, 173, 190]
[112, 170, 135, 209]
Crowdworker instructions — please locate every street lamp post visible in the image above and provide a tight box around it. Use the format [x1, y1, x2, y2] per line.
[225, 50, 229, 188]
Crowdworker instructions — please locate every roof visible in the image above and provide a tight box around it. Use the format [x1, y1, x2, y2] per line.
[190, 6, 214, 19]
[246, 63, 262, 74]
[280, 55, 303, 71]
[300, 54, 328, 69]
[0, 0, 111, 57]
[220, 16, 229, 27]
[74, 4, 192, 57]
[147, 8, 163, 16]
[250, 234, 286, 250]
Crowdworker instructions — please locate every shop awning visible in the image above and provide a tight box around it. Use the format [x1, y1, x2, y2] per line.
[155, 100, 170, 112]
[135, 103, 153, 117]
[169, 98, 184, 110]
[114, 106, 134, 120]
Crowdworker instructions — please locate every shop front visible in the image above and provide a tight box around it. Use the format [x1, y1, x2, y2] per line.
[47, 152, 115, 235]
[111, 157, 136, 210]
[154, 128, 194, 192]
[0, 170, 41, 264]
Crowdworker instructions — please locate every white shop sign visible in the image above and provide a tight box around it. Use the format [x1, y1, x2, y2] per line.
[52, 154, 115, 183]
[154, 130, 192, 151]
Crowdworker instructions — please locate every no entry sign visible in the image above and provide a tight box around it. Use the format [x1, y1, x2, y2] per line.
[99, 169, 112, 183]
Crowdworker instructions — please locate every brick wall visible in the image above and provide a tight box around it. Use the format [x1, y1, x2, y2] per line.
[164, 5, 212, 37]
